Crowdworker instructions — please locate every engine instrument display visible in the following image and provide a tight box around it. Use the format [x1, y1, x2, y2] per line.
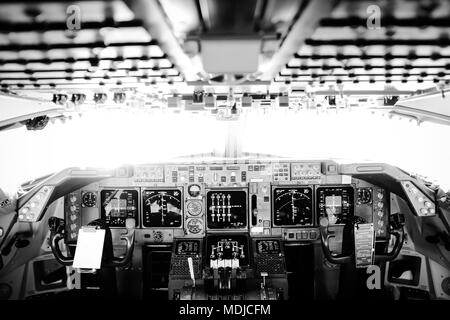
[176, 240, 200, 255]
[256, 240, 281, 255]
[206, 234, 249, 266]
[317, 186, 354, 225]
[142, 189, 182, 228]
[100, 189, 138, 227]
[206, 190, 247, 229]
[273, 187, 313, 226]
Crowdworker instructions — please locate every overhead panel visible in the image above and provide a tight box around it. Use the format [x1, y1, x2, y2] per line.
[0, 1, 183, 91]
[277, 0, 450, 88]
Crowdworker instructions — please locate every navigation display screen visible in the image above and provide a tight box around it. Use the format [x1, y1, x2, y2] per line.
[273, 187, 313, 226]
[142, 189, 182, 228]
[206, 190, 247, 229]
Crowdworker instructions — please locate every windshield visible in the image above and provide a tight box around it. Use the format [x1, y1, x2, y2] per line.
[1, 107, 450, 194]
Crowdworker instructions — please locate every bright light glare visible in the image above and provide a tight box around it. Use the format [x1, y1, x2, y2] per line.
[0, 109, 228, 194]
[0, 108, 450, 195]
[241, 109, 450, 190]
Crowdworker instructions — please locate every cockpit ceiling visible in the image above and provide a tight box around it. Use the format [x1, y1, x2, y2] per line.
[278, 0, 450, 87]
[158, 0, 303, 36]
[0, 1, 184, 91]
[0, 0, 450, 96]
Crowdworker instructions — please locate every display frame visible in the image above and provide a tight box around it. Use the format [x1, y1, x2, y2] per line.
[141, 187, 184, 229]
[174, 239, 202, 256]
[271, 185, 315, 228]
[99, 187, 140, 228]
[205, 188, 249, 232]
[315, 185, 356, 226]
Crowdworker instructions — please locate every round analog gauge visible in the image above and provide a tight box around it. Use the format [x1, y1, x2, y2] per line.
[81, 192, 97, 207]
[188, 184, 201, 197]
[357, 188, 372, 204]
[186, 218, 203, 234]
[187, 200, 203, 216]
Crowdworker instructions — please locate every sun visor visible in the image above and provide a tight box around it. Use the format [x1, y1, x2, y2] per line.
[0, 94, 64, 130]
[392, 89, 450, 125]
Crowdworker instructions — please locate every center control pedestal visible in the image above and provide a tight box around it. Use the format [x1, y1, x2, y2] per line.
[168, 236, 288, 300]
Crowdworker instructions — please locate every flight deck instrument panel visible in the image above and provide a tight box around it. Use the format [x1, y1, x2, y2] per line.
[67, 161, 389, 245]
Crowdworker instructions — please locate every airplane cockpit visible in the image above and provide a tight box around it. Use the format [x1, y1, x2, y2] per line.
[0, 0, 450, 303]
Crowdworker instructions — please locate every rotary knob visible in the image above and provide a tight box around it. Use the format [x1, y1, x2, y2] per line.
[152, 231, 163, 242]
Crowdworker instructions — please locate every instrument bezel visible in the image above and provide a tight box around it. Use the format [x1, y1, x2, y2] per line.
[141, 187, 184, 229]
[99, 187, 140, 228]
[205, 188, 249, 232]
[271, 185, 315, 228]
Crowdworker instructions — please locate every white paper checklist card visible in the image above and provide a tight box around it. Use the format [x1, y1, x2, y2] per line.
[73, 228, 105, 270]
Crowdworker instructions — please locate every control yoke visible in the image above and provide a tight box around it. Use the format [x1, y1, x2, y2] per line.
[48, 217, 136, 267]
[319, 217, 352, 264]
[319, 213, 405, 265]
[48, 217, 73, 266]
[375, 213, 405, 263]
[113, 218, 136, 267]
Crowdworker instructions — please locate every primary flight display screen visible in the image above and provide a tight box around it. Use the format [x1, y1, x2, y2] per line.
[100, 189, 138, 227]
[317, 186, 354, 225]
[273, 187, 313, 226]
[206, 190, 247, 229]
[142, 189, 182, 227]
